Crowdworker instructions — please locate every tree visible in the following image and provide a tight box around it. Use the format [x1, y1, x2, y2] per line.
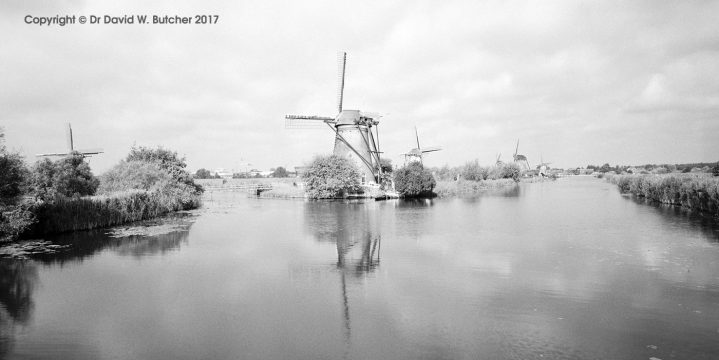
[713, 163, 719, 177]
[272, 166, 289, 178]
[99, 160, 173, 194]
[0, 128, 35, 241]
[31, 152, 99, 200]
[302, 155, 362, 199]
[126, 146, 202, 194]
[194, 168, 213, 179]
[393, 162, 436, 197]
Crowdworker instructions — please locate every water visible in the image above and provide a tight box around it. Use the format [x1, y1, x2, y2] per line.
[2, 177, 719, 359]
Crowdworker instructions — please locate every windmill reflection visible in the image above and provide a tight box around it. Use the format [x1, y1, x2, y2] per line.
[304, 201, 383, 346]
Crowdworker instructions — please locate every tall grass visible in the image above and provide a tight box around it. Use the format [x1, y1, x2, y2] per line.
[434, 179, 517, 197]
[27, 189, 202, 235]
[607, 173, 719, 216]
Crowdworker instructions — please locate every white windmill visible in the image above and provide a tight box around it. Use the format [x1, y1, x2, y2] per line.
[285, 52, 383, 185]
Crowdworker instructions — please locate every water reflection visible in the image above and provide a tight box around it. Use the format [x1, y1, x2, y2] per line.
[30, 213, 196, 264]
[0, 214, 195, 357]
[0, 260, 38, 357]
[304, 201, 383, 347]
[630, 197, 719, 242]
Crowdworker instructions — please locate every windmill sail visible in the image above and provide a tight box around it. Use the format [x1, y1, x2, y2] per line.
[37, 123, 103, 158]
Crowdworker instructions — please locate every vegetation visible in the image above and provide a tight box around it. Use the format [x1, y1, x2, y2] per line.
[302, 155, 362, 199]
[100, 147, 203, 210]
[434, 178, 517, 197]
[194, 168, 219, 179]
[606, 173, 719, 217]
[0, 128, 35, 242]
[271, 166, 289, 178]
[1, 136, 204, 241]
[433, 161, 522, 182]
[29, 190, 199, 235]
[394, 162, 436, 197]
[31, 152, 100, 200]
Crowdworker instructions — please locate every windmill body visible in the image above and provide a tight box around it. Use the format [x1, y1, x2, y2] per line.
[332, 110, 380, 184]
[512, 139, 530, 171]
[285, 52, 382, 185]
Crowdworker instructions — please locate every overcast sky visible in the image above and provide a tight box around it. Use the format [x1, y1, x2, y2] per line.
[1, 0, 718, 173]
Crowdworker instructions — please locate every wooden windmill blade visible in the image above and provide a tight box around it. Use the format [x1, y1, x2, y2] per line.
[284, 115, 336, 129]
[336, 51, 346, 113]
[420, 147, 442, 153]
[76, 148, 104, 157]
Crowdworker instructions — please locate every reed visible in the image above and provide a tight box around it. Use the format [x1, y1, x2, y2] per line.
[27, 189, 202, 235]
[434, 179, 517, 198]
[609, 173, 719, 216]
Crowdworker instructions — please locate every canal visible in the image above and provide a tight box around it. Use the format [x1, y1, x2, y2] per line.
[2, 177, 719, 359]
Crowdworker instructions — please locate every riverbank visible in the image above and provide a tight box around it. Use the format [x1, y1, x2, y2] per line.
[605, 173, 719, 217]
[434, 178, 518, 197]
[23, 189, 202, 237]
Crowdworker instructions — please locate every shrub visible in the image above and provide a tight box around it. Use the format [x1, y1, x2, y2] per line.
[500, 162, 521, 182]
[99, 161, 173, 194]
[126, 146, 203, 194]
[0, 152, 29, 205]
[461, 160, 488, 181]
[302, 155, 362, 199]
[0, 129, 36, 241]
[394, 162, 436, 197]
[100, 147, 203, 211]
[30, 152, 99, 200]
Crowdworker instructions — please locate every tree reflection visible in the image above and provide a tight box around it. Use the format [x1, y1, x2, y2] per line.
[29, 213, 195, 265]
[0, 259, 39, 357]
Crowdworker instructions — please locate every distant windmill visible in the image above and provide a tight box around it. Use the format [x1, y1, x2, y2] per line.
[285, 52, 382, 184]
[36, 123, 103, 158]
[512, 139, 530, 171]
[401, 126, 441, 165]
[536, 154, 551, 176]
[495, 153, 503, 166]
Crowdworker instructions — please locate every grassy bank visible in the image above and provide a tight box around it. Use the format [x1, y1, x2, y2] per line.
[605, 173, 719, 216]
[435, 179, 518, 198]
[26, 189, 202, 236]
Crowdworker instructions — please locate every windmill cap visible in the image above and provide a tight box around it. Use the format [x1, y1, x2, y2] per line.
[335, 110, 361, 125]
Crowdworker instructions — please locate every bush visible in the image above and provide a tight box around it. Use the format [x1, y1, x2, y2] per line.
[100, 147, 203, 210]
[302, 155, 362, 199]
[30, 152, 99, 200]
[0, 129, 36, 241]
[0, 152, 29, 205]
[461, 160, 488, 181]
[394, 162, 436, 197]
[271, 166, 289, 178]
[126, 146, 203, 194]
[99, 161, 173, 194]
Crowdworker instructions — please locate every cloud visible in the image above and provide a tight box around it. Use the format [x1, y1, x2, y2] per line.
[1, 0, 718, 172]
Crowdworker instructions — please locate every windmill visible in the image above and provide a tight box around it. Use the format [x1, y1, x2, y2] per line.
[495, 153, 503, 166]
[536, 154, 551, 177]
[36, 123, 103, 158]
[285, 52, 382, 184]
[512, 139, 530, 171]
[401, 126, 441, 165]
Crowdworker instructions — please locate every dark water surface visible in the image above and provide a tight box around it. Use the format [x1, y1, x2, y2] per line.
[2, 177, 719, 359]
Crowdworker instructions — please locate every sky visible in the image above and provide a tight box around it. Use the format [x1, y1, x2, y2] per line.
[1, 0, 718, 174]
